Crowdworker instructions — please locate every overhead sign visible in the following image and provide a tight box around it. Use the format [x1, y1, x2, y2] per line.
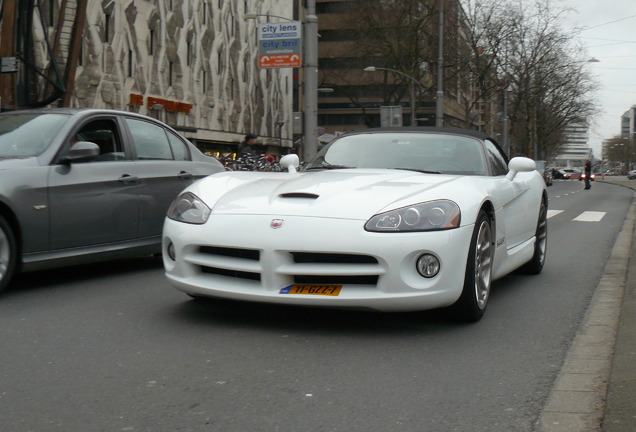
[257, 21, 302, 69]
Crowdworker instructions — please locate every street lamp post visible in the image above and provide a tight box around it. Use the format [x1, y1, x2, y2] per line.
[245, 0, 319, 162]
[435, 0, 444, 127]
[303, 0, 319, 162]
[363, 66, 418, 126]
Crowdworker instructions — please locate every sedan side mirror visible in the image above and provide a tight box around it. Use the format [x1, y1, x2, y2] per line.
[62, 141, 100, 163]
[506, 157, 536, 180]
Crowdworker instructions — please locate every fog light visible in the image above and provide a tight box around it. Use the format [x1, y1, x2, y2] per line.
[167, 241, 176, 261]
[416, 253, 440, 278]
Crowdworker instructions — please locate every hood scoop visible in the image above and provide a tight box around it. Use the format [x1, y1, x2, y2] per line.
[280, 192, 319, 200]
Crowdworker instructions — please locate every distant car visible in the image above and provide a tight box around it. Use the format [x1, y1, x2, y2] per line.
[628, 170, 636, 180]
[163, 127, 548, 322]
[535, 161, 553, 186]
[579, 172, 595, 182]
[0, 108, 224, 292]
[555, 169, 580, 180]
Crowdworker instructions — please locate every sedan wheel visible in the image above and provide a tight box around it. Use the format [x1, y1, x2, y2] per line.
[0, 215, 17, 292]
[453, 210, 493, 322]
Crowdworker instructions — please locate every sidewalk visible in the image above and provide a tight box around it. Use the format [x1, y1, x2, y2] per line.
[536, 176, 636, 431]
[600, 177, 636, 432]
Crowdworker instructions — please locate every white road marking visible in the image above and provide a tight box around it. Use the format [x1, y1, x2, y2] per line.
[547, 210, 563, 219]
[573, 211, 606, 222]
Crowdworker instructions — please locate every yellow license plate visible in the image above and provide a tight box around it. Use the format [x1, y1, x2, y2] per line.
[280, 284, 342, 296]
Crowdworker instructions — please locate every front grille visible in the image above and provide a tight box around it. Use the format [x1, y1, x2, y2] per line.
[294, 275, 379, 285]
[196, 246, 261, 281]
[291, 252, 378, 264]
[191, 246, 381, 287]
[201, 266, 261, 281]
[199, 246, 259, 260]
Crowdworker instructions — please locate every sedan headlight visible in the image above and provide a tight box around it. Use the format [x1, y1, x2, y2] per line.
[167, 192, 211, 224]
[365, 200, 460, 232]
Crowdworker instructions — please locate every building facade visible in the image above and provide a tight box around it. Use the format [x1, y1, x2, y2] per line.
[0, 0, 297, 155]
[553, 121, 593, 169]
[621, 105, 636, 139]
[314, 0, 482, 137]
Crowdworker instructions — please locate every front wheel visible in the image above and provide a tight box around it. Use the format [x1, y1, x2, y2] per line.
[452, 210, 493, 322]
[0, 214, 18, 293]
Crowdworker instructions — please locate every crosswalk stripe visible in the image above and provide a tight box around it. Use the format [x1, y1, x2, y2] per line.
[547, 210, 607, 222]
[573, 211, 606, 222]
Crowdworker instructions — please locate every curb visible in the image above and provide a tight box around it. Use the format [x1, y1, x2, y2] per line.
[535, 186, 636, 431]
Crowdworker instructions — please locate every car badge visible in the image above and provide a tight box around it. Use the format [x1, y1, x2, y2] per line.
[271, 219, 284, 229]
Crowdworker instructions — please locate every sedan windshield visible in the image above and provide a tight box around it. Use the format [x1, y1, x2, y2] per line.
[306, 133, 487, 175]
[0, 113, 70, 158]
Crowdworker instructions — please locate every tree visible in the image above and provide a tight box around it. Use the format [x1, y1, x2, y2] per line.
[484, 0, 598, 158]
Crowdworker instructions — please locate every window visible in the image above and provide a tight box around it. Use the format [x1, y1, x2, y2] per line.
[72, 118, 125, 162]
[125, 118, 173, 160]
[104, 13, 111, 43]
[168, 132, 190, 161]
[484, 139, 509, 176]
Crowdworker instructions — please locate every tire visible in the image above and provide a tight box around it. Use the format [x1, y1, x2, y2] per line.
[453, 210, 493, 322]
[519, 197, 547, 275]
[0, 214, 18, 293]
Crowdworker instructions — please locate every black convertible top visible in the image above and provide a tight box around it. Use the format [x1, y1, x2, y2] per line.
[341, 126, 491, 141]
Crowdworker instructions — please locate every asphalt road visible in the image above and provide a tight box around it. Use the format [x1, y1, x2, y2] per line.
[0, 180, 632, 432]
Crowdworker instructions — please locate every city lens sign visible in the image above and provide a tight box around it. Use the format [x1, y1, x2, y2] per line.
[257, 21, 302, 68]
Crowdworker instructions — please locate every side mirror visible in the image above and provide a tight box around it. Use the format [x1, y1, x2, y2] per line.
[280, 154, 300, 173]
[62, 141, 100, 163]
[506, 157, 536, 180]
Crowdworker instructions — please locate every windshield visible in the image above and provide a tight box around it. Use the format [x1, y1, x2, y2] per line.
[0, 113, 70, 158]
[306, 132, 487, 175]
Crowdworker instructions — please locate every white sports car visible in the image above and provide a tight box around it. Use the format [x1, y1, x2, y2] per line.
[162, 128, 547, 321]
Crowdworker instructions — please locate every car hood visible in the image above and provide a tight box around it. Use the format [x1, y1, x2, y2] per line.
[194, 169, 468, 219]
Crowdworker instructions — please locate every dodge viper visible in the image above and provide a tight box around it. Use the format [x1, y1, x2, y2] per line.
[162, 127, 548, 321]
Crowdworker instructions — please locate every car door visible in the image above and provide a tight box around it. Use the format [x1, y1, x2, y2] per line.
[122, 116, 198, 239]
[47, 115, 139, 249]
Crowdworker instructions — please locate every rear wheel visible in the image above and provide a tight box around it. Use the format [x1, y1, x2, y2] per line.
[453, 210, 493, 322]
[0, 214, 18, 293]
[519, 197, 547, 274]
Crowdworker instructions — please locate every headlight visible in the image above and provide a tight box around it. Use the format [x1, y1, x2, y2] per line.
[365, 200, 460, 232]
[167, 192, 211, 224]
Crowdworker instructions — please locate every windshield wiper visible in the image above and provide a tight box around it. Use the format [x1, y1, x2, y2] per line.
[393, 167, 442, 174]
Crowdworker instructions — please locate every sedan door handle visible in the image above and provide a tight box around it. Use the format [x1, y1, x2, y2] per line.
[178, 171, 194, 179]
[118, 174, 139, 183]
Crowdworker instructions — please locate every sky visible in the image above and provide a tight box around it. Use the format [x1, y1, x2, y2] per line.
[559, 0, 636, 158]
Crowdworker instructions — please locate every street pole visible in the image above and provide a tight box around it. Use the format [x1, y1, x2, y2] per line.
[410, 80, 416, 126]
[303, 0, 318, 162]
[435, 0, 444, 127]
[502, 88, 510, 155]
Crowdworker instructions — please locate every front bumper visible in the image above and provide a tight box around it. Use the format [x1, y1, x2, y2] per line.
[162, 215, 474, 312]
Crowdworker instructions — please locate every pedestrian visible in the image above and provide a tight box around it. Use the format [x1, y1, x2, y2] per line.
[584, 159, 592, 190]
[237, 134, 258, 157]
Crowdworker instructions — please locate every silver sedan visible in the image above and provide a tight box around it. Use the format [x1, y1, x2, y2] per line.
[0, 108, 224, 292]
